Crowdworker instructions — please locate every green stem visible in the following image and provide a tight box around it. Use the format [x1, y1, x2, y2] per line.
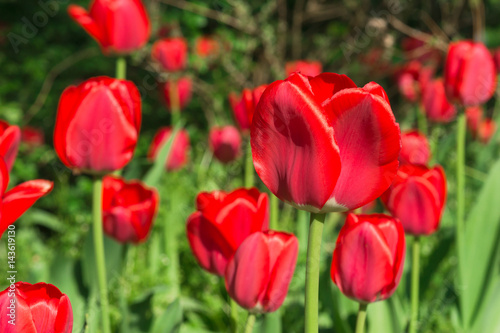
[416, 104, 428, 136]
[116, 57, 127, 80]
[92, 176, 111, 333]
[230, 298, 239, 332]
[409, 237, 420, 333]
[169, 79, 181, 126]
[165, 195, 180, 299]
[297, 210, 309, 255]
[270, 193, 279, 230]
[244, 141, 254, 188]
[244, 313, 256, 333]
[456, 112, 467, 326]
[304, 212, 326, 333]
[355, 303, 368, 333]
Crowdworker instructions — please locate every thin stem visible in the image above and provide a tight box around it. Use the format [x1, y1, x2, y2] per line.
[165, 186, 180, 299]
[270, 193, 279, 230]
[456, 112, 467, 325]
[244, 313, 256, 333]
[304, 212, 326, 333]
[416, 104, 428, 136]
[244, 141, 254, 188]
[355, 303, 368, 333]
[409, 236, 421, 333]
[169, 79, 181, 126]
[116, 57, 127, 80]
[230, 298, 239, 332]
[92, 176, 111, 333]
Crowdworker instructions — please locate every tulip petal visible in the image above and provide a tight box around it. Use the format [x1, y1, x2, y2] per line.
[251, 73, 341, 212]
[308, 73, 357, 106]
[0, 124, 20, 171]
[225, 232, 270, 310]
[68, 5, 107, 47]
[0, 180, 53, 237]
[0, 157, 9, 195]
[324, 86, 400, 211]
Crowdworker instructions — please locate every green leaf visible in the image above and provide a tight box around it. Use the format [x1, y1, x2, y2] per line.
[18, 208, 65, 232]
[143, 122, 185, 187]
[460, 158, 500, 328]
[151, 298, 183, 333]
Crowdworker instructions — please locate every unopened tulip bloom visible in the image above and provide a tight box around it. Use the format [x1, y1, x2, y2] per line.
[381, 164, 446, 235]
[152, 37, 188, 72]
[209, 126, 242, 164]
[285, 60, 322, 77]
[162, 77, 192, 111]
[395, 61, 422, 102]
[400, 130, 430, 165]
[195, 36, 219, 58]
[21, 126, 45, 147]
[229, 85, 268, 131]
[54, 76, 141, 174]
[0, 158, 53, 238]
[102, 176, 159, 244]
[251, 72, 401, 213]
[147, 127, 190, 171]
[422, 78, 456, 123]
[186, 188, 269, 276]
[225, 231, 298, 313]
[478, 118, 496, 144]
[444, 41, 496, 106]
[0, 282, 73, 333]
[466, 106, 483, 137]
[331, 213, 406, 303]
[0, 120, 20, 171]
[68, 0, 150, 54]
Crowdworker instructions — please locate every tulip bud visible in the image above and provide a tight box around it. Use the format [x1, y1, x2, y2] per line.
[209, 126, 242, 164]
[21, 126, 45, 148]
[225, 231, 298, 313]
[400, 130, 430, 165]
[422, 78, 456, 123]
[0, 282, 73, 332]
[147, 127, 190, 171]
[54, 76, 141, 174]
[381, 164, 447, 235]
[478, 118, 496, 144]
[68, 0, 150, 54]
[229, 85, 268, 132]
[444, 41, 497, 106]
[102, 176, 159, 244]
[186, 188, 269, 276]
[0, 158, 53, 238]
[162, 77, 192, 112]
[395, 61, 422, 102]
[0, 120, 20, 171]
[466, 106, 483, 138]
[195, 36, 219, 58]
[331, 213, 406, 303]
[285, 60, 323, 77]
[152, 37, 188, 72]
[251, 72, 401, 213]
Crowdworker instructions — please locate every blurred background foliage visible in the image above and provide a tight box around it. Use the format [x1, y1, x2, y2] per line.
[1, 0, 500, 332]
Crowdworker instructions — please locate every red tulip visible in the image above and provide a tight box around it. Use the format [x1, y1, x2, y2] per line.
[162, 77, 192, 111]
[251, 72, 401, 213]
[102, 175, 159, 244]
[422, 78, 456, 123]
[400, 130, 430, 165]
[0, 120, 20, 171]
[152, 37, 188, 72]
[285, 60, 322, 77]
[209, 126, 242, 164]
[0, 282, 73, 333]
[68, 0, 150, 54]
[225, 230, 298, 313]
[444, 41, 496, 106]
[478, 118, 496, 144]
[493, 47, 500, 73]
[186, 188, 269, 276]
[229, 85, 268, 131]
[147, 127, 190, 171]
[466, 106, 483, 137]
[331, 213, 406, 303]
[54, 76, 141, 173]
[21, 126, 45, 147]
[229, 89, 253, 131]
[195, 36, 219, 58]
[381, 164, 446, 235]
[0, 158, 53, 238]
[395, 61, 422, 102]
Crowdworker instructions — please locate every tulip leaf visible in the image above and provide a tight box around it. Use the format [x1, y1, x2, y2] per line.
[143, 121, 185, 188]
[470, 276, 500, 333]
[17, 208, 64, 232]
[460, 158, 500, 329]
[151, 298, 183, 333]
[366, 299, 403, 333]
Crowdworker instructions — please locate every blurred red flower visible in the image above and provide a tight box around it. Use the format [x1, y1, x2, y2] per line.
[152, 37, 188, 72]
[148, 127, 190, 171]
[209, 126, 242, 164]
